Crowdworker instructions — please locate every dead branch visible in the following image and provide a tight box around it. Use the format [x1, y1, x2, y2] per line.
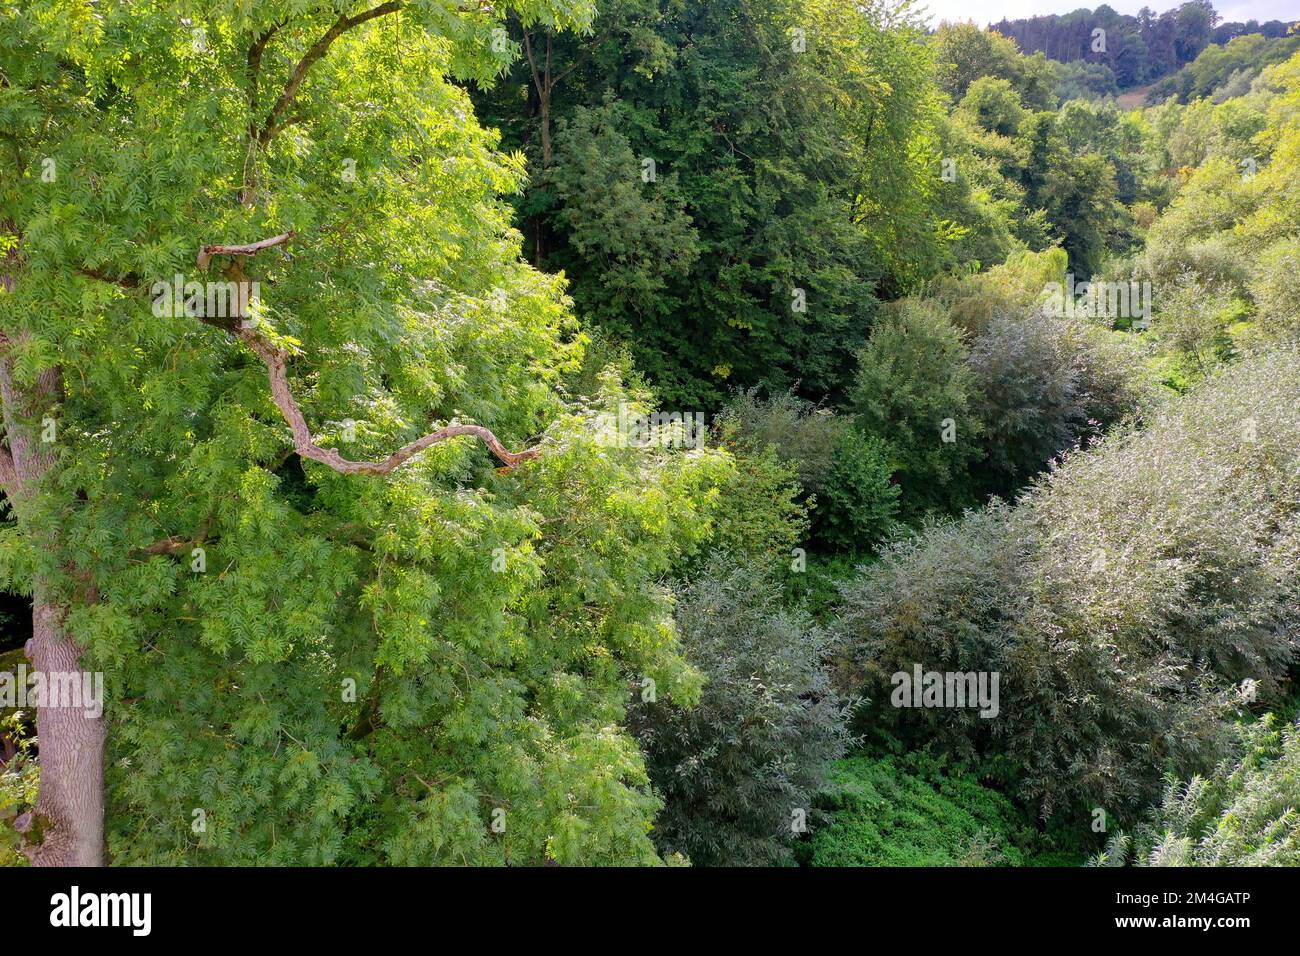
[200, 232, 541, 474]
[197, 231, 296, 271]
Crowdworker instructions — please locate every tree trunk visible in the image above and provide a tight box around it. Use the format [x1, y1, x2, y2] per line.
[2, 238, 106, 866]
[539, 87, 552, 168]
[19, 590, 106, 866]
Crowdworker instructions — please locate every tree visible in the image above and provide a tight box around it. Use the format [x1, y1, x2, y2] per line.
[0, 0, 731, 866]
[852, 301, 983, 519]
[957, 77, 1028, 138]
[628, 558, 854, 866]
[477, 0, 948, 407]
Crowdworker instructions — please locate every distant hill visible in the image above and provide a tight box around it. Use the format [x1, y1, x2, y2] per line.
[989, 2, 1296, 90]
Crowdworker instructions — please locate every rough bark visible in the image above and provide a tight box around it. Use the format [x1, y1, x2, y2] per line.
[2, 235, 106, 866]
[16, 591, 106, 867]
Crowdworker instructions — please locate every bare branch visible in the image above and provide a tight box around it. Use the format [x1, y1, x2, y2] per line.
[247, 22, 283, 121]
[239, 326, 539, 472]
[198, 231, 296, 271]
[200, 231, 541, 474]
[136, 513, 214, 559]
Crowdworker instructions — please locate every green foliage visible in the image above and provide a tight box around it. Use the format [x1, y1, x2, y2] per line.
[852, 301, 982, 519]
[477, 0, 948, 406]
[993, 3, 1281, 90]
[1095, 716, 1300, 866]
[811, 429, 899, 553]
[837, 347, 1300, 819]
[1056, 61, 1119, 102]
[701, 444, 809, 570]
[0, 709, 37, 868]
[967, 315, 1086, 492]
[1, 0, 743, 866]
[965, 310, 1147, 496]
[716, 388, 847, 497]
[958, 77, 1028, 138]
[1151, 32, 1300, 104]
[548, 96, 701, 332]
[1250, 239, 1300, 339]
[803, 752, 1041, 867]
[932, 21, 1058, 110]
[629, 558, 854, 866]
[4, 0, 1300, 871]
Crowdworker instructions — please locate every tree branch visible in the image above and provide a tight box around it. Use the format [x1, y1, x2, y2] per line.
[199, 232, 541, 474]
[239, 326, 539, 472]
[197, 231, 296, 271]
[136, 513, 215, 559]
[256, 2, 406, 150]
[247, 22, 283, 132]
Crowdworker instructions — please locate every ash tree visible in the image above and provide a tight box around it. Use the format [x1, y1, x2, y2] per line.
[0, 0, 731, 865]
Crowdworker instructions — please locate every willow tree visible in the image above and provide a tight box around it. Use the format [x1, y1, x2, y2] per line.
[0, 0, 727, 866]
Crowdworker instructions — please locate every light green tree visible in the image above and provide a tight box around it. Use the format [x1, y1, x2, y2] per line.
[0, 0, 729, 866]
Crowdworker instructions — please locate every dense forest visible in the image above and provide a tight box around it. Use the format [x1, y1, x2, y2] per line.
[992, 1, 1294, 90]
[1, 0, 1298, 870]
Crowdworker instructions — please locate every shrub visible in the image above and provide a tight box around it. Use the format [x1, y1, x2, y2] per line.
[1093, 716, 1300, 866]
[1150, 271, 1240, 383]
[811, 429, 901, 552]
[715, 388, 846, 496]
[0, 704, 37, 868]
[803, 753, 1038, 866]
[702, 445, 810, 568]
[852, 301, 983, 519]
[967, 315, 1087, 494]
[1249, 239, 1300, 339]
[835, 347, 1300, 819]
[715, 388, 896, 553]
[630, 559, 855, 866]
[834, 504, 1026, 772]
[966, 311, 1149, 496]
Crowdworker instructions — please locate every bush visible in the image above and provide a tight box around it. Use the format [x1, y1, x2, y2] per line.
[702, 445, 810, 568]
[852, 301, 983, 519]
[834, 504, 1026, 773]
[0, 706, 37, 868]
[803, 753, 1040, 866]
[715, 388, 846, 496]
[1249, 239, 1300, 339]
[630, 559, 855, 866]
[715, 388, 897, 553]
[1094, 716, 1300, 866]
[835, 347, 1300, 819]
[967, 315, 1087, 494]
[966, 311, 1149, 496]
[811, 429, 901, 553]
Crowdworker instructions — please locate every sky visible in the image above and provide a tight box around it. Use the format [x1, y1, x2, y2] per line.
[916, 0, 1300, 28]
